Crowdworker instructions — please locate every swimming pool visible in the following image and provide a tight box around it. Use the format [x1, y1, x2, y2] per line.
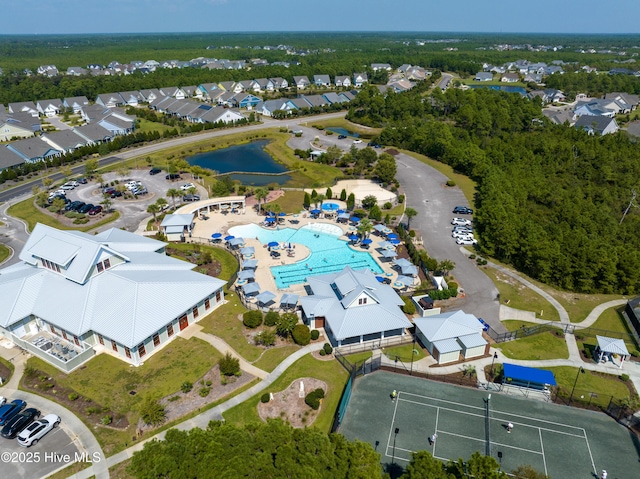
[228, 223, 383, 289]
[322, 202, 340, 211]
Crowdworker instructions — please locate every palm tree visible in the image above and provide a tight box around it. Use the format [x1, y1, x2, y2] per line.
[167, 188, 181, 210]
[357, 218, 373, 238]
[147, 203, 160, 222]
[94, 174, 104, 188]
[405, 207, 418, 229]
[255, 188, 268, 214]
[314, 194, 325, 209]
[101, 195, 113, 213]
[156, 197, 168, 211]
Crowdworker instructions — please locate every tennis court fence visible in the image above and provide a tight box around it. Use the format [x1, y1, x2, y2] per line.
[606, 398, 640, 435]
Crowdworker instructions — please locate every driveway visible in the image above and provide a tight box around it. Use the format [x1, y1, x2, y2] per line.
[394, 152, 504, 332]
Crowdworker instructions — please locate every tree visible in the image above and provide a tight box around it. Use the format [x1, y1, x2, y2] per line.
[303, 192, 311, 209]
[373, 154, 397, 183]
[362, 195, 377, 209]
[94, 173, 104, 188]
[254, 187, 268, 213]
[31, 185, 40, 196]
[340, 189, 347, 201]
[42, 177, 52, 190]
[51, 197, 66, 214]
[101, 195, 113, 213]
[155, 197, 168, 210]
[347, 193, 355, 211]
[187, 186, 198, 196]
[139, 397, 166, 426]
[510, 465, 549, 479]
[292, 324, 311, 345]
[60, 165, 72, 180]
[314, 194, 325, 209]
[325, 187, 333, 199]
[84, 158, 99, 178]
[405, 207, 418, 229]
[219, 352, 241, 376]
[369, 204, 382, 221]
[166, 188, 181, 210]
[437, 259, 455, 277]
[147, 203, 160, 222]
[275, 312, 299, 338]
[357, 218, 373, 238]
[400, 451, 449, 479]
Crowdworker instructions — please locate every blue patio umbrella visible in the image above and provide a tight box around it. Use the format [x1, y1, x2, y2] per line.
[240, 246, 255, 256]
[387, 233, 399, 239]
[348, 234, 359, 241]
[256, 290, 276, 305]
[224, 235, 235, 241]
[337, 209, 345, 214]
[265, 216, 276, 223]
[380, 249, 398, 258]
[350, 216, 360, 223]
[394, 258, 413, 268]
[267, 211, 276, 216]
[238, 270, 255, 281]
[395, 275, 414, 287]
[361, 238, 373, 245]
[229, 237, 245, 246]
[389, 239, 401, 245]
[268, 241, 279, 248]
[242, 259, 258, 269]
[279, 212, 286, 216]
[401, 264, 419, 276]
[211, 232, 222, 239]
[375, 276, 386, 283]
[242, 282, 261, 296]
[311, 209, 321, 215]
[374, 224, 387, 232]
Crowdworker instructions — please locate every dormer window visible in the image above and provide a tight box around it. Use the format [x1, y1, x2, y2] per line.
[359, 297, 367, 305]
[41, 258, 60, 273]
[96, 257, 111, 273]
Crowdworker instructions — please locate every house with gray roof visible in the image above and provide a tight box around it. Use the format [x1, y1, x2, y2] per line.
[313, 75, 331, 87]
[353, 73, 368, 88]
[8, 101, 39, 118]
[139, 89, 163, 103]
[7, 137, 61, 163]
[293, 76, 310, 89]
[66, 66, 88, 76]
[41, 130, 87, 154]
[335, 75, 351, 88]
[300, 266, 411, 347]
[574, 115, 619, 136]
[72, 123, 113, 144]
[413, 310, 488, 364]
[95, 93, 124, 108]
[269, 77, 288, 89]
[0, 111, 39, 141]
[371, 63, 392, 71]
[322, 92, 344, 105]
[0, 146, 25, 171]
[63, 96, 90, 113]
[258, 99, 293, 117]
[0, 224, 226, 371]
[475, 72, 493, 82]
[286, 97, 312, 110]
[118, 91, 142, 107]
[36, 99, 63, 117]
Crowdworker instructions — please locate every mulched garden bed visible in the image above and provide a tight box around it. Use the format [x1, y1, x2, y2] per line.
[166, 245, 223, 277]
[257, 378, 327, 428]
[0, 361, 11, 384]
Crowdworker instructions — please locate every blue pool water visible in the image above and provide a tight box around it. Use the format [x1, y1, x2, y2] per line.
[322, 202, 340, 211]
[470, 85, 527, 96]
[327, 127, 359, 138]
[228, 223, 383, 289]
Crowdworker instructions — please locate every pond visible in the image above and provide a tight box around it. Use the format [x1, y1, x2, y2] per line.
[187, 140, 291, 186]
[326, 127, 359, 138]
[470, 85, 527, 96]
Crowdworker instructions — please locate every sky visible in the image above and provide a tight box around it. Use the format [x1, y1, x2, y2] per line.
[3, 0, 640, 35]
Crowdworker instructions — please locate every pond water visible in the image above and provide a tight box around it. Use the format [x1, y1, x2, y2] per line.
[470, 85, 527, 96]
[187, 140, 291, 186]
[327, 127, 359, 138]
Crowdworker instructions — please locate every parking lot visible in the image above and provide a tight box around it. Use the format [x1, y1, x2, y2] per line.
[0, 408, 80, 478]
[60, 167, 206, 232]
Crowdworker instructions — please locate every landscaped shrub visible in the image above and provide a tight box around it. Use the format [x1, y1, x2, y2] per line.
[264, 311, 280, 327]
[139, 398, 166, 426]
[292, 324, 311, 345]
[398, 195, 405, 204]
[310, 330, 320, 341]
[181, 381, 193, 393]
[243, 310, 263, 329]
[401, 296, 416, 315]
[101, 415, 112, 425]
[219, 352, 241, 376]
[68, 393, 79, 401]
[621, 374, 630, 382]
[199, 387, 211, 397]
[446, 180, 456, 187]
[323, 343, 333, 355]
[304, 388, 326, 410]
[319, 349, 326, 356]
[383, 202, 393, 210]
[261, 393, 270, 403]
[255, 329, 276, 347]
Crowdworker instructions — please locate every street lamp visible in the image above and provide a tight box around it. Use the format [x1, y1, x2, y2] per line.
[569, 367, 585, 404]
[392, 427, 400, 465]
[490, 352, 498, 379]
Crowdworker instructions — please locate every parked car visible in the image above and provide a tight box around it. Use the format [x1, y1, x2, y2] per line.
[180, 183, 196, 191]
[149, 168, 162, 175]
[78, 203, 94, 214]
[1, 408, 41, 439]
[453, 206, 473, 215]
[88, 205, 103, 215]
[132, 187, 148, 195]
[337, 134, 347, 139]
[0, 400, 27, 426]
[451, 217, 472, 226]
[183, 194, 200, 202]
[452, 231, 475, 239]
[77, 177, 88, 184]
[456, 237, 478, 245]
[166, 173, 181, 180]
[0, 397, 6, 407]
[110, 190, 123, 198]
[125, 181, 141, 190]
[65, 201, 83, 211]
[353, 139, 362, 144]
[71, 202, 86, 212]
[60, 183, 75, 190]
[452, 226, 473, 234]
[368, 141, 382, 148]
[17, 414, 60, 447]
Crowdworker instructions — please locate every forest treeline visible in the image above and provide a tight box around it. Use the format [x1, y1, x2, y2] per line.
[348, 85, 640, 294]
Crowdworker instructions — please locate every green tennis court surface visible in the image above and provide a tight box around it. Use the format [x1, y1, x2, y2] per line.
[340, 371, 639, 478]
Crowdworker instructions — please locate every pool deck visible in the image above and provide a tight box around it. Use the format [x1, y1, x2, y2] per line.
[187, 204, 408, 305]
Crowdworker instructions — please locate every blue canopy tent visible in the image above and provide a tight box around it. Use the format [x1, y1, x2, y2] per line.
[256, 290, 276, 306]
[238, 270, 255, 281]
[280, 293, 299, 309]
[350, 216, 360, 223]
[393, 258, 413, 268]
[229, 237, 245, 247]
[242, 282, 261, 296]
[374, 224, 387, 233]
[395, 275, 414, 287]
[401, 264, 418, 276]
[240, 246, 255, 256]
[380, 249, 398, 258]
[361, 238, 373, 245]
[211, 232, 222, 239]
[502, 363, 556, 395]
[241, 259, 258, 270]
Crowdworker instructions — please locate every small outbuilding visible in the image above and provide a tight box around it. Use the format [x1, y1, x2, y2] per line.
[595, 335, 629, 368]
[160, 214, 194, 242]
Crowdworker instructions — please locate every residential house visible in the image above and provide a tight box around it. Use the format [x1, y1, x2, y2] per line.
[574, 116, 619, 135]
[0, 145, 25, 170]
[252, 78, 274, 93]
[0, 111, 39, 141]
[388, 79, 414, 93]
[37, 65, 59, 77]
[216, 81, 238, 93]
[321, 92, 344, 105]
[95, 93, 125, 108]
[143, 60, 159, 71]
[138, 89, 163, 103]
[258, 99, 292, 117]
[234, 93, 262, 110]
[313, 75, 331, 87]
[405, 66, 429, 81]
[196, 84, 219, 100]
[301, 95, 327, 108]
[217, 91, 238, 107]
[41, 130, 87, 154]
[286, 97, 312, 111]
[63, 96, 90, 113]
[604, 92, 638, 111]
[0, 224, 226, 370]
[66, 67, 88, 76]
[339, 91, 357, 102]
[72, 124, 113, 145]
[9, 101, 39, 118]
[473, 72, 493, 81]
[36, 99, 64, 117]
[180, 86, 198, 98]
[159, 87, 186, 100]
[574, 100, 616, 118]
[335, 75, 351, 88]
[269, 77, 288, 90]
[193, 106, 245, 125]
[413, 310, 488, 365]
[524, 73, 543, 83]
[118, 91, 141, 107]
[293, 76, 310, 89]
[7, 137, 61, 163]
[501, 73, 520, 83]
[237, 80, 254, 92]
[371, 63, 392, 71]
[353, 73, 368, 87]
[543, 109, 575, 125]
[299, 266, 411, 347]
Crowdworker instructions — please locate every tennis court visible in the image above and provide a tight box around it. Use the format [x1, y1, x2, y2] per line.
[340, 371, 639, 478]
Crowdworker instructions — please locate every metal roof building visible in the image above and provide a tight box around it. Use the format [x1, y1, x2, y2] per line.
[300, 266, 411, 347]
[0, 224, 225, 371]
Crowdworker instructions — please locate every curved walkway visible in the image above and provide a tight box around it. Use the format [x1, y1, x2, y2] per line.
[577, 299, 628, 328]
[0, 347, 108, 479]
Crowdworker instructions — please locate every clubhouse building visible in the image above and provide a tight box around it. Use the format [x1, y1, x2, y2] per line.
[0, 224, 225, 371]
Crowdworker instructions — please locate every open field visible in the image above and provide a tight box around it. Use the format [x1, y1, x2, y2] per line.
[0, 243, 10, 263]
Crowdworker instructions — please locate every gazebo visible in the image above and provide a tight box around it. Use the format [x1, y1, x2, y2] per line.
[595, 335, 629, 368]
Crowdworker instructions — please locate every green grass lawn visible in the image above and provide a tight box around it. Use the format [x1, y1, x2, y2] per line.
[199, 293, 263, 362]
[501, 320, 539, 332]
[548, 366, 633, 409]
[576, 305, 639, 357]
[7, 198, 120, 233]
[495, 329, 569, 360]
[166, 242, 238, 282]
[383, 343, 425, 363]
[136, 118, 174, 134]
[253, 345, 301, 372]
[483, 266, 560, 322]
[0, 243, 10, 264]
[310, 118, 382, 138]
[343, 351, 373, 366]
[222, 353, 348, 433]
[22, 337, 221, 452]
[268, 190, 306, 214]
